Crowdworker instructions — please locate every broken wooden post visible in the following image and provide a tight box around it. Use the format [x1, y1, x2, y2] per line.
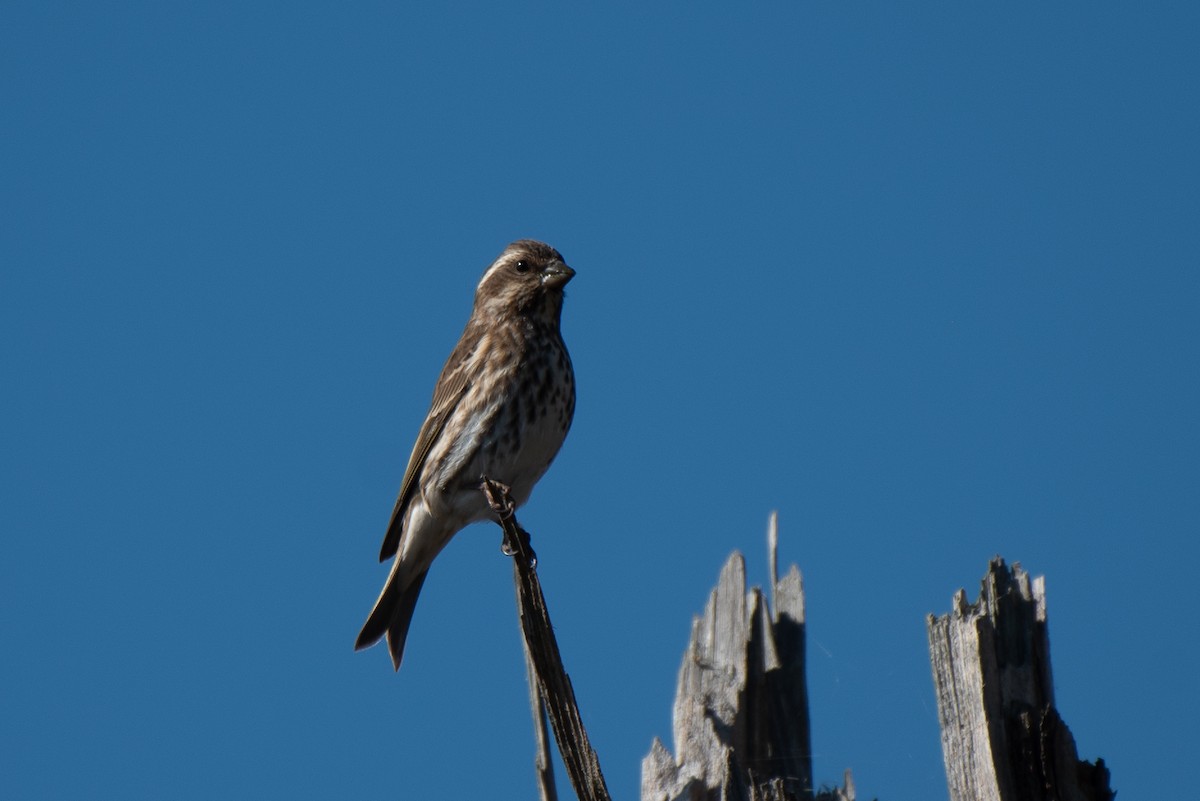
[641, 514, 853, 801]
[927, 558, 1114, 801]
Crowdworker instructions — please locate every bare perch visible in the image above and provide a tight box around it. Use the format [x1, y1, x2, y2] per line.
[927, 558, 1114, 801]
[524, 635, 558, 801]
[482, 477, 612, 801]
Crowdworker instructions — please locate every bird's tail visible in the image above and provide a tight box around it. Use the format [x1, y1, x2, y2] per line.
[355, 560, 430, 671]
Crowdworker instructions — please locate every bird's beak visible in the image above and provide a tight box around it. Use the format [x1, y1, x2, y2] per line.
[541, 260, 575, 289]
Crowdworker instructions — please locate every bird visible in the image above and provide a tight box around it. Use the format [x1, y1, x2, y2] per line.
[355, 239, 576, 670]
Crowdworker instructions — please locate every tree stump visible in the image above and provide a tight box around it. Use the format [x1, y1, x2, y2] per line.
[926, 558, 1114, 801]
[641, 515, 852, 801]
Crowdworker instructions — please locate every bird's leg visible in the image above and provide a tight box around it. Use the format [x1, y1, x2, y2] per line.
[482, 477, 537, 567]
[482, 477, 516, 519]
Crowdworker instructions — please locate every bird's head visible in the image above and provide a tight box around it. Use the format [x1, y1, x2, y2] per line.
[474, 240, 575, 322]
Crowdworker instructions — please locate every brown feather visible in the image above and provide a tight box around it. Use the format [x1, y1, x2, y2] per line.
[378, 330, 480, 561]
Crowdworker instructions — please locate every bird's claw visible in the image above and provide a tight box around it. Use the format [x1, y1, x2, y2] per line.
[482, 476, 536, 567]
[481, 477, 516, 519]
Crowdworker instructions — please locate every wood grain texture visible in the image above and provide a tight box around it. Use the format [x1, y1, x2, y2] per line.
[641, 514, 851, 801]
[483, 477, 611, 801]
[927, 558, 1114, 801]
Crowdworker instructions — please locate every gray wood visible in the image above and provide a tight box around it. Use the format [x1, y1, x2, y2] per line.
[641, 514, 851, 801]
[927, 558, 1114, 801]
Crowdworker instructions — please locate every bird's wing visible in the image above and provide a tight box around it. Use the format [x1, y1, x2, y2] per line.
[377, 331, 478, 561]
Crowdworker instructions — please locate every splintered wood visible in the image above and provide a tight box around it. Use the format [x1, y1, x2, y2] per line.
[642, 526, 1115, 801]
[641, 514, 851, 801]
[927, 558, 1114, 801]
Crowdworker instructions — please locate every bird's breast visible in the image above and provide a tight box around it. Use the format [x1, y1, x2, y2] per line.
[481, 333, 574, 501]
[420, 324, 573, 523]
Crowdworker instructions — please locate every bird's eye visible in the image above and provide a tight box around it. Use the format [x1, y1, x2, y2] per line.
[514, 259, 531, 274]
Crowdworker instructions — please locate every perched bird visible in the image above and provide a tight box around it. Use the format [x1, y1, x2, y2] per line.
[355, 239, 576, 670]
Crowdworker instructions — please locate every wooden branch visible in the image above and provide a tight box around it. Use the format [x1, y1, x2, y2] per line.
[522, 637, 558, 801]
[482, 478, 612, 801]
[642, 514, 852, 801]
[927, 558, 1114, 801]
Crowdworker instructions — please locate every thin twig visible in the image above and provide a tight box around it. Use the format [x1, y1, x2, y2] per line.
[523, 637, 558, 801]
[482, 477, 612, 801]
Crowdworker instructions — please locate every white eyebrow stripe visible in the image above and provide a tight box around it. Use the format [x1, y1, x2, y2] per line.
[482, 259, 507, 280]
[477, 259, 508, 291]
[478, 248, 530, 285]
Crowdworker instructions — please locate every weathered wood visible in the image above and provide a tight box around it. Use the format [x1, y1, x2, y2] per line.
[523, 636, 558, 801]
[642, 514, 852, 801]
[927, 558, 1114, 801]
[483, 478, 612, 801]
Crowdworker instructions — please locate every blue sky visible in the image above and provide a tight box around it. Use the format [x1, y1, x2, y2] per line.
[2, 3, 1197, 799]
